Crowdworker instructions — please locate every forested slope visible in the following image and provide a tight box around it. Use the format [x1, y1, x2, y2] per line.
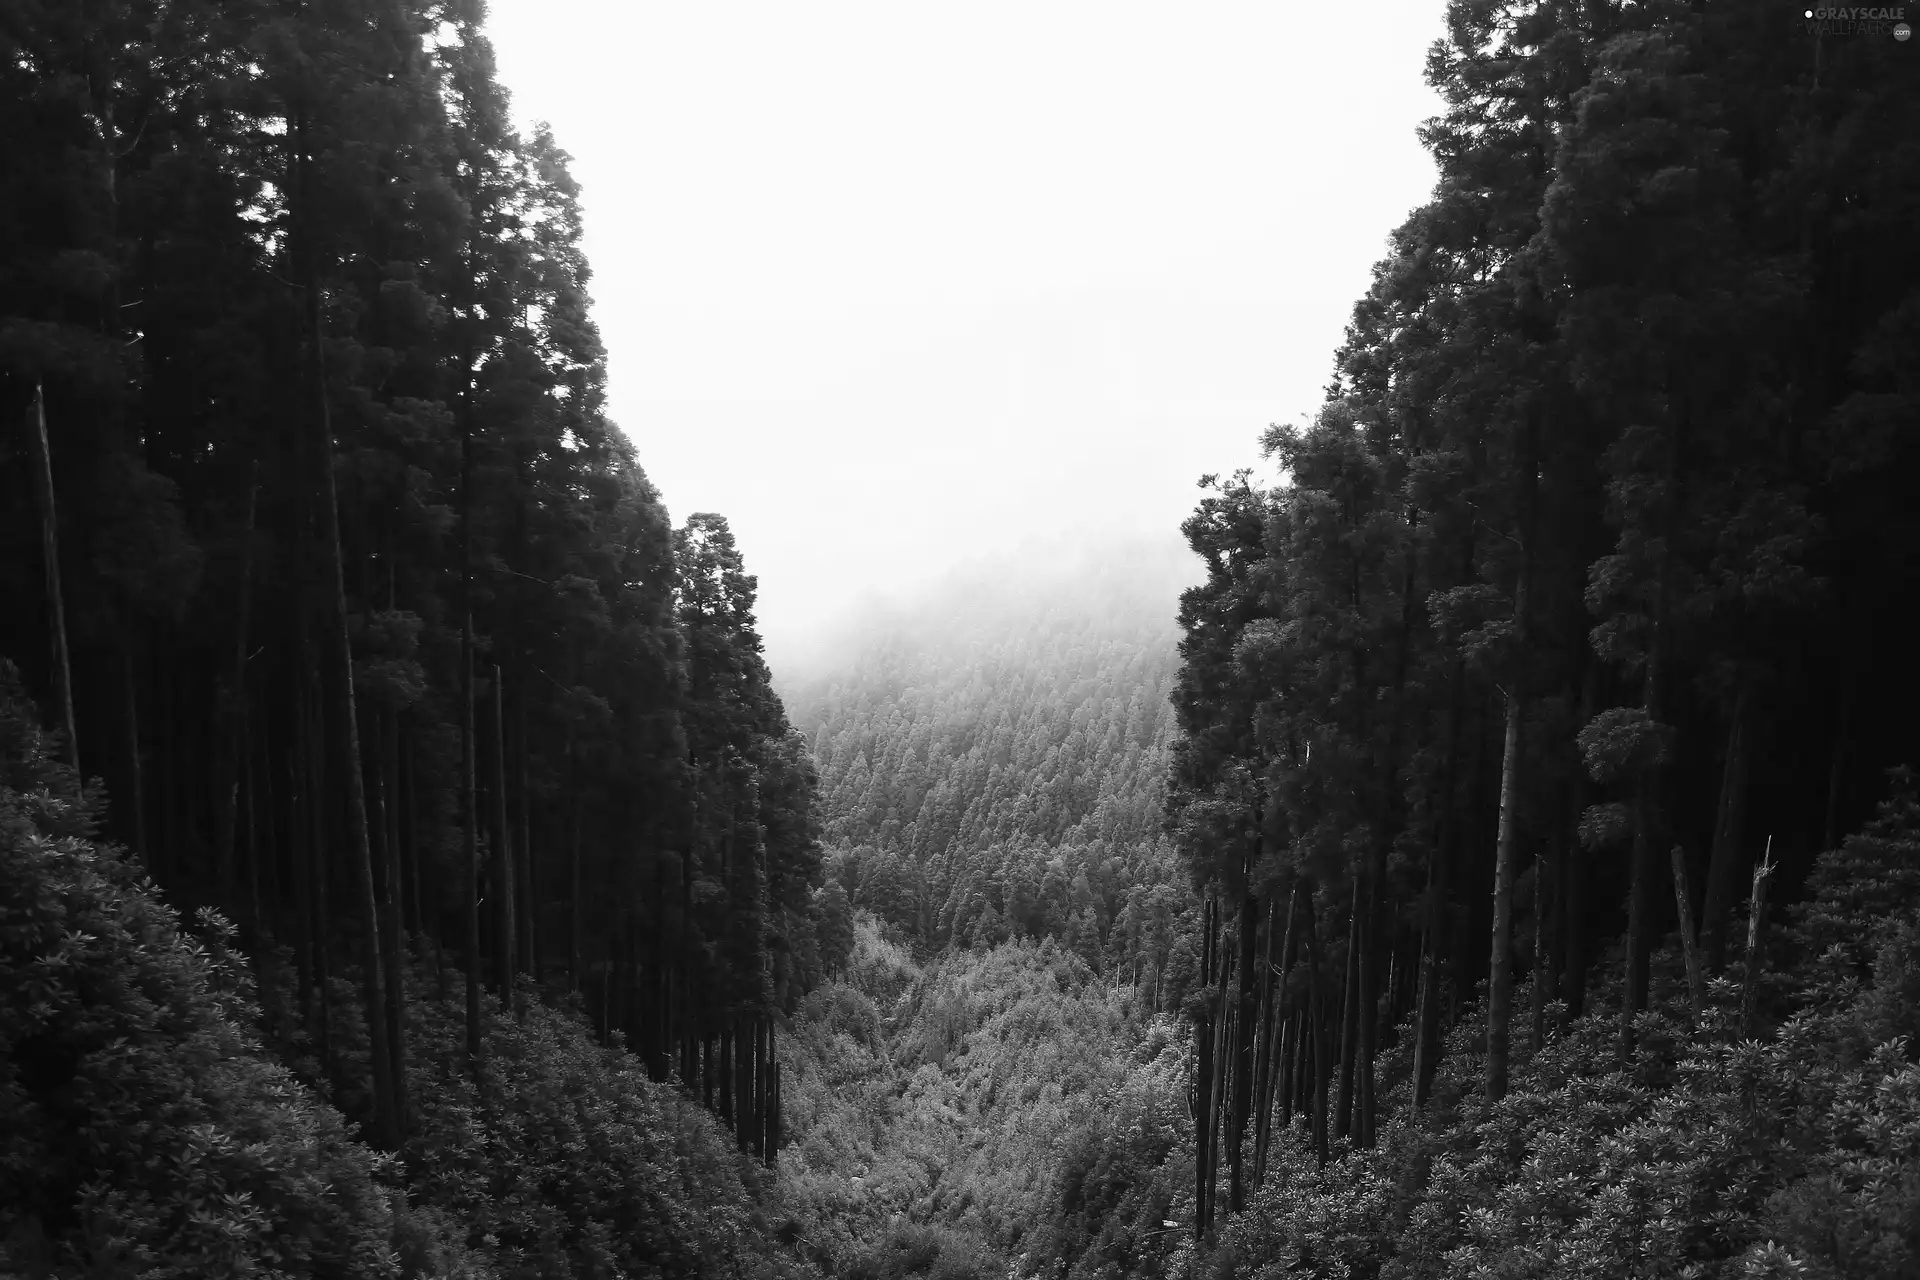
[1135, 3, 1920, 1277]
[783, 540, 1200, 985]
[1, 2, 824, 1273]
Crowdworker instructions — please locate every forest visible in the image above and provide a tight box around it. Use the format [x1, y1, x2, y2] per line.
[3, 1, 1919, 1279]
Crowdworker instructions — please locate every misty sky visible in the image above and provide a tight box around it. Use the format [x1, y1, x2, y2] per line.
[482, 1, 1446, 666]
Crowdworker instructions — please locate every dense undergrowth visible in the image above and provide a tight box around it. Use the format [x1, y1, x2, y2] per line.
[1032, 776, 1920, 1280]
[0, 664, 798, 1279]
[773, 915, 1185, 1280]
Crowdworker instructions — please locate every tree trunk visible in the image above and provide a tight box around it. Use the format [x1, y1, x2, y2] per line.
[1226, 879, 1259, 1214]
[1623, 404, 1684, 1062]
[1251, 887, 1288, 1187]
[1738, 839, 1775, 1041]
[1486, 685, 1524, 1102]
[1670, 844, 1706, 1026]
[1192, 897, 1216, 1244]
[1562, 665, 1598, 1023]
[459, 370, 483, 1072]
[304, 678, 334, 1082]
[217, 463, 260, 907]
[1305, 892, 1330, 1166]
[121, 640, 146, 863]
[1823, 692, 1851, 854]
[1356, 881, 1380, 1146]
[298, 112, 398, 1149]
[516, 687, 535, 988]
[27, 380, 79, 773]
[1413, 659, 1468, 1106]
[1335, 877, 1362, 1140]
[375, 707, 409, 1136]
[1530, 824, 1557, 1054]
[490, 668, 516, 1018]
[1700, 684, 1752, 971]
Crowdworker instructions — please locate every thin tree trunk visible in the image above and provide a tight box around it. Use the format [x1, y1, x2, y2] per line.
[375, 707, 409, 1136]
[1700, 684, 1752, 971]
[1249, 891, 1282, 1187]
[490, 667, 516, 1017]
[516, 688, 534, 988]
[1823, 693, 1851, 854]
[459, 374, 482, 1073]
[1335, 878, 1362, 1138]
[1670, 844, 1706, 1026]
[1192, 897, 1216, 1244]
[217, 463, 260, 906]
[1414, 659, 1468, 1106]
[1304, 892, 1330, 1166]
[1487, 423, 1536, 1101]
[1530, 826, 1557, 1054]
[27, 380, 78, 772]
[1356, 881, 1380, 1146]
[1486, 684, 1524, 1102]
[298, 112, 398, 1148]
[1738, 838, 1775, 1041]
[304, 678, 334, 1082]
[1624, 406, 1684, 1062]
[1562, 664, 1598, 1023]
[1226, 876, 1259, 1214]
[122, 640, 147, 863]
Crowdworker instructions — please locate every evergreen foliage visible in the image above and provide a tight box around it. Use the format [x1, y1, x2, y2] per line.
[0, 0, 818, 1167]
[0, 660, 783, 1277]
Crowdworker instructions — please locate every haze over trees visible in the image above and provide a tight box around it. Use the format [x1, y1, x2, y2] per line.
[4, 2, 1920, 1280]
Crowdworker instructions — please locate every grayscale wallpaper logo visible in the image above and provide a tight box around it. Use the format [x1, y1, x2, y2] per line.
[1802, 5, 1912, 36]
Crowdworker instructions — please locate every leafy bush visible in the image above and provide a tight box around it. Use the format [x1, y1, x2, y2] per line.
[0, 659, 449, 1278]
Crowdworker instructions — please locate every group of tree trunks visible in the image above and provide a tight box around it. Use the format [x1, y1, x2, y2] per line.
[1170, 0, 1920, 1245]
[2, 0, 825, 1164]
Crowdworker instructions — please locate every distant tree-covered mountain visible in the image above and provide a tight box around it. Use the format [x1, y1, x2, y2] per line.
[781, 539, 1203, 987]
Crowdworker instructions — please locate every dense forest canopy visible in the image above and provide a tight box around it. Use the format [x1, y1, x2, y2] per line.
[4, 1, 1920, 1279]
[783, 538, 1195, 973]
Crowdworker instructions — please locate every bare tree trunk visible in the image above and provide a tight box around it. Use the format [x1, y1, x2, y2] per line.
[1192, 897, 1216, 1244]
[1670, 845, 1706, 1026]
[1823, 694, 1851, 854]
[490, 668, 516, 1018]
[1562, 665, 1598, 1023]
[1738, 839, 1775, 1041]
[1414, 659, 1467, 1107]
[374, 707, 409, 1136]
[1487, 422, 1536, 1101]
[1335, 878, 1362, 1138]
[516, 688, 535, 988]
[1356, 883, 1379, 1146]
[1305, 893, 1330, 1166]
[27, 380, 79, 772]
[459, 375, 483, 1073]
[1530, 827, 1557, 1054]
[1226, 878, 1259, 1214]
[1250, 890, 1285, 1186]
[298, 111, 398, 1147]
[1486, 685, 1524, 1102]
[1700, 685, 1752, 971]
[217, 464, 260, 907]
[122, 640, 146, 863]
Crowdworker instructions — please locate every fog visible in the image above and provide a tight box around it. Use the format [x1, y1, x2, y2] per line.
[482, 1, 1446, 670]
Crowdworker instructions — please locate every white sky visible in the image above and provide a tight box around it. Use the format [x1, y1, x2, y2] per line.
[482, 1, 1446, 669]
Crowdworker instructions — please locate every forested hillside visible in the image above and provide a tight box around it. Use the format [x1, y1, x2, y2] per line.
[1133, 2, 1920, 1277]
[6, 1, 1920, 1279]
[783, 540, 1198, 986]
[2, 1, 822, 1273]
